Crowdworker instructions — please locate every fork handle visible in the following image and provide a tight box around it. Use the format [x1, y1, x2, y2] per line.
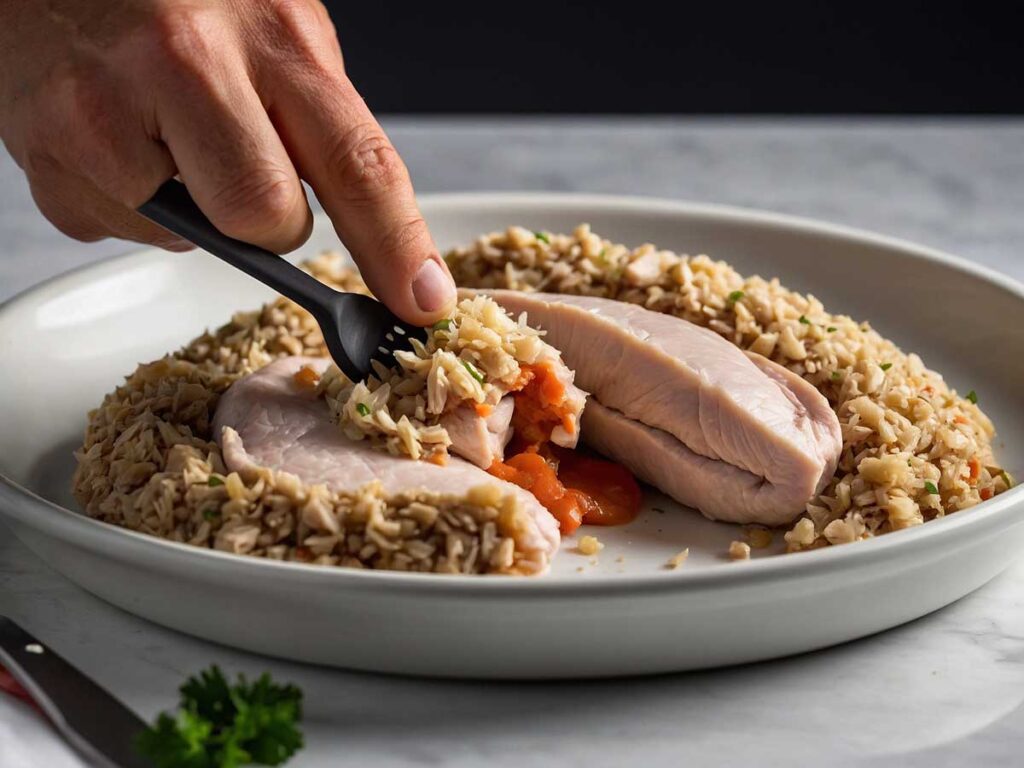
[139, 179, 338, 319]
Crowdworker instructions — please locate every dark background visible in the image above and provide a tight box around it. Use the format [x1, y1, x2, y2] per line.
[323, 0, 1019, 114]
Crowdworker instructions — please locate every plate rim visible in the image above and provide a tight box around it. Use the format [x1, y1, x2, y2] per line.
[2, 190, 1023, 596]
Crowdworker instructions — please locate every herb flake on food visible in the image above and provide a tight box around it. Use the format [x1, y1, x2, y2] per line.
[462, 359, 485, 383]
[534, 231, 550, 244]
[356, 403, 371, 417]
[136, 666, 303, 768]
[880, 363, 893, 371]
[831, 371, 843, 381]
[924, 481, 939, 495]
[1001, 470, 1014, 488]
[966, 389, 978, 405]
[827, 326, 837, 333]
[202, 508, 220, 522]
[799, 315, 811, 325]
[432, 318, 451, 332]
[727, 290, 745, 305]
[207, 476, 224, 487]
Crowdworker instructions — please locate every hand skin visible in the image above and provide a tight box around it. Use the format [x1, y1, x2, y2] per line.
[0, 0, 456, 324]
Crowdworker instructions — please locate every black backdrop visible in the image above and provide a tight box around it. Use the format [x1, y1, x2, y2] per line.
[324, 0, 1020, 114]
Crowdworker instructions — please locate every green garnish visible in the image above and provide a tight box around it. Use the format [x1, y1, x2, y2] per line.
[831, 371, 843, 381]
[1001, 470, 1014, 488]
[966, 390, 978, 405]
[207, 476, 224, 487]
[827, 326, 837, 333]
[432, 318, 451, 332]
[534, 231, 550, 244]
[597, 247, 608, 261]
[907, 458, 913, 467]
[798, 315, 811, 325]
[727, 290, 745, 305]
[356, 403, 371, 417]
[462, 359, 485, 383]
[880, 363, 892, 371]
[136, 666, 303, 768]
[924, 481, 939, 495]
[202, 508, 220, 522]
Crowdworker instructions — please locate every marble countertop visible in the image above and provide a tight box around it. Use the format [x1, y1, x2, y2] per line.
[2, 118, 1023, 767]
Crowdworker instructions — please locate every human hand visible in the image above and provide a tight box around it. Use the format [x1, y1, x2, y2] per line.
[0, 0, 455, 324]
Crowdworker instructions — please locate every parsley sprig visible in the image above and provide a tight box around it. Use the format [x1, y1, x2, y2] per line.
[137, 666, 303, 768]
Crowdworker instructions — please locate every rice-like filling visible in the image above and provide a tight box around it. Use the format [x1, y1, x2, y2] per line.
[445, 224, 1012, 551]
[316, 293, 583, 464]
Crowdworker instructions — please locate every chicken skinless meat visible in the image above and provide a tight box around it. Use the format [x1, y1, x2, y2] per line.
[473, 290, 842, 526]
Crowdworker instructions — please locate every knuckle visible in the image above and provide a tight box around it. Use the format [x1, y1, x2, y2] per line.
[150, 4, 219, 73]
[267, 0, 322, 37]
[328, 124, 408, 203]
[261, 0, 340, 73]
[208, 169, 301, 240]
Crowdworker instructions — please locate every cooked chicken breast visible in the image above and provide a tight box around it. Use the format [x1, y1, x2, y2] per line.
[475, 290, 842, 525]
[440, 396, 515, 469]
[213, 357, 560, 557]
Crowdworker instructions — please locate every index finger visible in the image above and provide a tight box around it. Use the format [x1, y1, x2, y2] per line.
[272, 76, 455, 326]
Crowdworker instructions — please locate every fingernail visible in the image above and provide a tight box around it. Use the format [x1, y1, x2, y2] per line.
[412, 258, 455, 313]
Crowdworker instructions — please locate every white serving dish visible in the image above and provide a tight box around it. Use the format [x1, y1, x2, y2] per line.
[1, 193, 1022, 678]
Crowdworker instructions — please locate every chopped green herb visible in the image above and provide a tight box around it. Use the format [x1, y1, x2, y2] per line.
[207, 476, 224, 487]
[924, 481, 939, 495]
[907, 458, 913, 467]
[880, 363, 893, 371]
[727, 290, 745, 305]
[597, 247, 608, 260]
[432, 318, 451, 332]
[798, 315, 811, 325]
[831, 371, 843, 381]
[1001, 470, 1014, 488]
[827, 326, 837, 333]
[202, 508, 220, 522]
[137, 665, 303, 768]
[534, 231, 550, 244]
[966, 389, 978, 405]
[462, 359, 485, 383]
[356, 403, 371, 417]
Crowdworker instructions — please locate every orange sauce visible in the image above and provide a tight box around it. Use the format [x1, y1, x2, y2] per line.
[488, 447, 642, 535]
[511, 362, 577, 445]
[488, 451, 589, 534]
[486, 361, 642, 535]
[552, 447, 643, 527]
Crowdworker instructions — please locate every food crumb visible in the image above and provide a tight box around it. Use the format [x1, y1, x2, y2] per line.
[576, 566, 585, 573]
[292, 365, 321, 389]
[744, 525, 773, 549]
[729, 540, 751, 560]
[666, 548, 689, 569]
[616, 555, 625, 563]
[578, 535, 604, 556]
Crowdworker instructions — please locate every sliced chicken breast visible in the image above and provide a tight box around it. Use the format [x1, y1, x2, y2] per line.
[474, 290, 842, 525]
[213, 357, 560, 559]
[440, 396, 515, 468]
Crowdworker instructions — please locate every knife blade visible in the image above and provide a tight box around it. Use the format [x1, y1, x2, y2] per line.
[0, 616, 153, 768]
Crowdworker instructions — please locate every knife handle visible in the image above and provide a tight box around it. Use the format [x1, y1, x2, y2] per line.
[0, 616, 153, 768]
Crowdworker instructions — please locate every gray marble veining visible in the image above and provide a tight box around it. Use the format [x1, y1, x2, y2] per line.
[1, 118, 1023, 767]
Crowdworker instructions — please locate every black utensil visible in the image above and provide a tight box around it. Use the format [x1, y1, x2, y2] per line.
[139, 179, 427, 382]
[0, 616, 153, 768]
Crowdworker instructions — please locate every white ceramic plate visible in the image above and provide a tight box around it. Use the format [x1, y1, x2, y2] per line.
[2, 194, 1023, 679]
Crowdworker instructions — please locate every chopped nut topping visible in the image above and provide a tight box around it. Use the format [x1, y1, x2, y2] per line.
[577, 535, 604, 556]
[728, 540, 751, 560]
[665, 548, 690, 569]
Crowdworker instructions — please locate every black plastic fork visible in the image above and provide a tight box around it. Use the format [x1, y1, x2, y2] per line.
[139, 179, 427, 382]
